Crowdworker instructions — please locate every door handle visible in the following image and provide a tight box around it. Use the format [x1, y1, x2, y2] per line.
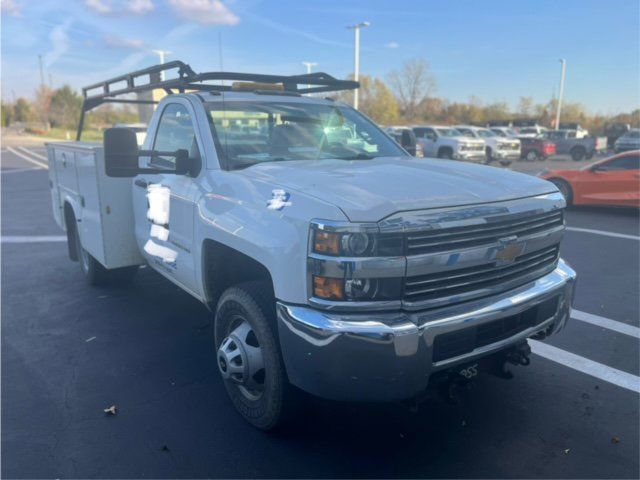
[134, 179, 148, 189]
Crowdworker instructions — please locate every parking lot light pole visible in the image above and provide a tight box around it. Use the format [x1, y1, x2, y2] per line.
[152, 50, 172, 81]
[555, 58, 567, 130]
[302, 62, 318, 91]
[347, 22, 370, 110]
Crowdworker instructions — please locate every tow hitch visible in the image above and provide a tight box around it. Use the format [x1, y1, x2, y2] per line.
[489, 341, 532, 379]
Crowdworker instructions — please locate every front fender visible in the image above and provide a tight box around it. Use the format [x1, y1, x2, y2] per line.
[193, 171, 348, 304]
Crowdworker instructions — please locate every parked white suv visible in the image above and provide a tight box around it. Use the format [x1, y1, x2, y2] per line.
[456, 125, 521, 166]
[412, 125, 486, 162]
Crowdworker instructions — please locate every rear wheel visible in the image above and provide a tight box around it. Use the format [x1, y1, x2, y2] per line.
[74, 224, 138, 286]
[571, 147, 586, 161]
[525, 150, 540, 162]
[549, 178, 573, 206]
[215, 281, 298, 430]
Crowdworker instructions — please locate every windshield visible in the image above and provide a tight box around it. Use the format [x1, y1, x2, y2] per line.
[435, 128, 462, 137]
[623, 130, 640, 139]
[477, 129, 496, 138]
[206, 101, 406, 169]
[456, 128, 476, 137]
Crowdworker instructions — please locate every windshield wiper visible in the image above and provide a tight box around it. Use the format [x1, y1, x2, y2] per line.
[335, 153, 375, 160]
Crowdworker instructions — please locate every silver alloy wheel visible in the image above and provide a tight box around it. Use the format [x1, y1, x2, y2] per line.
[217, 318, 265, 401]
[526, 150, 538, 161]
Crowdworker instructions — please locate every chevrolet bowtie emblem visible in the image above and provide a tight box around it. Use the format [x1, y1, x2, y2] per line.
[495, 236, 524, 265]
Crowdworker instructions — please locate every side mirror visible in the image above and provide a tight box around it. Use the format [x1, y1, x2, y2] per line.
[104, 127, 192, 178]
[104, 128, 140, 178]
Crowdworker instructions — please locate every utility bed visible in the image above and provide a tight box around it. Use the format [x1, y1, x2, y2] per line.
[47, 142, 144, 269]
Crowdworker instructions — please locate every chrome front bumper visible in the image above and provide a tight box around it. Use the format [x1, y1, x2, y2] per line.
[277, 259, 576, 402]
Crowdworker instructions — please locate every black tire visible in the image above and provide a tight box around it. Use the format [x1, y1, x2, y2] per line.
[549, 178, 573, 206]
[571, 147, 586, 161]
[74, 224, 138, 286]
[525, 149, 540, 162]
[214, 281, 298, 430]
[437, 147, 453, 159]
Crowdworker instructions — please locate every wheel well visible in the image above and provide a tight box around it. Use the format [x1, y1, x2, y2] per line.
[203, 239, 274, 309]
[63, 202, 78, 261]
[438, 146, 453, 155]
[547, 177, 573, 204]
[571, 145, 585, 153]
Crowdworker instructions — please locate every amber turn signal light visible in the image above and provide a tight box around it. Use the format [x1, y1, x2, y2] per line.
[313, 230, 341, 255]
[313, 276, 344, 300]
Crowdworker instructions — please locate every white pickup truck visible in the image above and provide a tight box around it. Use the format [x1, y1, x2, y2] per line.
[47, 62, 576, 430]
[411, 125, 486, 162]
[455, 125, 521, 166]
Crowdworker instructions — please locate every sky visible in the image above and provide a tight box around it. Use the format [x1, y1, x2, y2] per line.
[1, 0, 639, 115]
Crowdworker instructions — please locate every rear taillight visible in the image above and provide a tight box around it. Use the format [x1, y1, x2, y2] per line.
[544, 143, 556, 154]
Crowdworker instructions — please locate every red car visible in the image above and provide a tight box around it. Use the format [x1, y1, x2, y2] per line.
[520, 137, 556, 161]
[540, 150, 640, 207]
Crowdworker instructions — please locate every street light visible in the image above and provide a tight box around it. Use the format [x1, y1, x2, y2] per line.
[555, 58, 567, 130]
[302, 61, 318, 92]
[302, 61, 318, 74]
[347, 21, 370, 109]
[152, 50, 172, 81]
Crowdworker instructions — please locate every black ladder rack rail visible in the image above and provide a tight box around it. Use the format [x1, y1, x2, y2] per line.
[76, 60, 359, 140]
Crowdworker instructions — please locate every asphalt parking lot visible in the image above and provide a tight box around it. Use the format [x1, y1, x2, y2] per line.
[2, 143, 639, 479]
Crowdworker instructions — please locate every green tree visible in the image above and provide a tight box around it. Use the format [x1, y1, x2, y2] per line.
[1, 101, 15, 126]
[49, 85, 82, 128]
[14, 98, 33, 122]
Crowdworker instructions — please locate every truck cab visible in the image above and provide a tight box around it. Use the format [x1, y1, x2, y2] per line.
[47, 61, 576, 430]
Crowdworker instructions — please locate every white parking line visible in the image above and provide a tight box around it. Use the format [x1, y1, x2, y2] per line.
[566, 226, 639, 241]
[17, 146, 48, 161]
[1, 167, 40, 175]
[572, 309, 640, 339]
[1, 235, 66, 243]
[6, 147, 48, 169]
[530, 340, 640, 393]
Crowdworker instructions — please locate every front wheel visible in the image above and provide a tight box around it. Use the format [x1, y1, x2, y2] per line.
[437, 148, 453, 159]
[549, 178, 573, 206]
[215, 281, 297, 430]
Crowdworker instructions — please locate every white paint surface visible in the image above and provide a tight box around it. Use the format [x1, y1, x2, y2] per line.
[1, 235, 66, 243]
[566, 226, 639, 241]
[572, 309, 640, 339]
[530, 340, 640, 393]
[7, 147, 48, 169]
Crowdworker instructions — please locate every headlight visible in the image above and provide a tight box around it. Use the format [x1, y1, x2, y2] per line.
[311, 223, 402, 257]
[313, 275, 402, 301]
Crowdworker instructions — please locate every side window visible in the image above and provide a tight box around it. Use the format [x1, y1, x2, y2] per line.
[425, 128, 437, 140]
[604, 154, 640, 170]
[152, 103, 198, 167]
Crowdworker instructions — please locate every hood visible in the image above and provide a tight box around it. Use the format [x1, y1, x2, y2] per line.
[455, 136, 484, 144]
[239, 156, 557, 222]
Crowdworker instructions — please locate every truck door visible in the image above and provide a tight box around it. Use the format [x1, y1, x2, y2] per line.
[132, 102, 201, 294]
[415, 128, 437, 157]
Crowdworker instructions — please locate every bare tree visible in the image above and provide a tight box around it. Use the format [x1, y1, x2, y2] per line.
[388, 58, 436, 120]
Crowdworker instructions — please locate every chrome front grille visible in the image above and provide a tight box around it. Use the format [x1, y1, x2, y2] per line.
[406, 210, 563, 256]
[404, 245, 559, 304]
